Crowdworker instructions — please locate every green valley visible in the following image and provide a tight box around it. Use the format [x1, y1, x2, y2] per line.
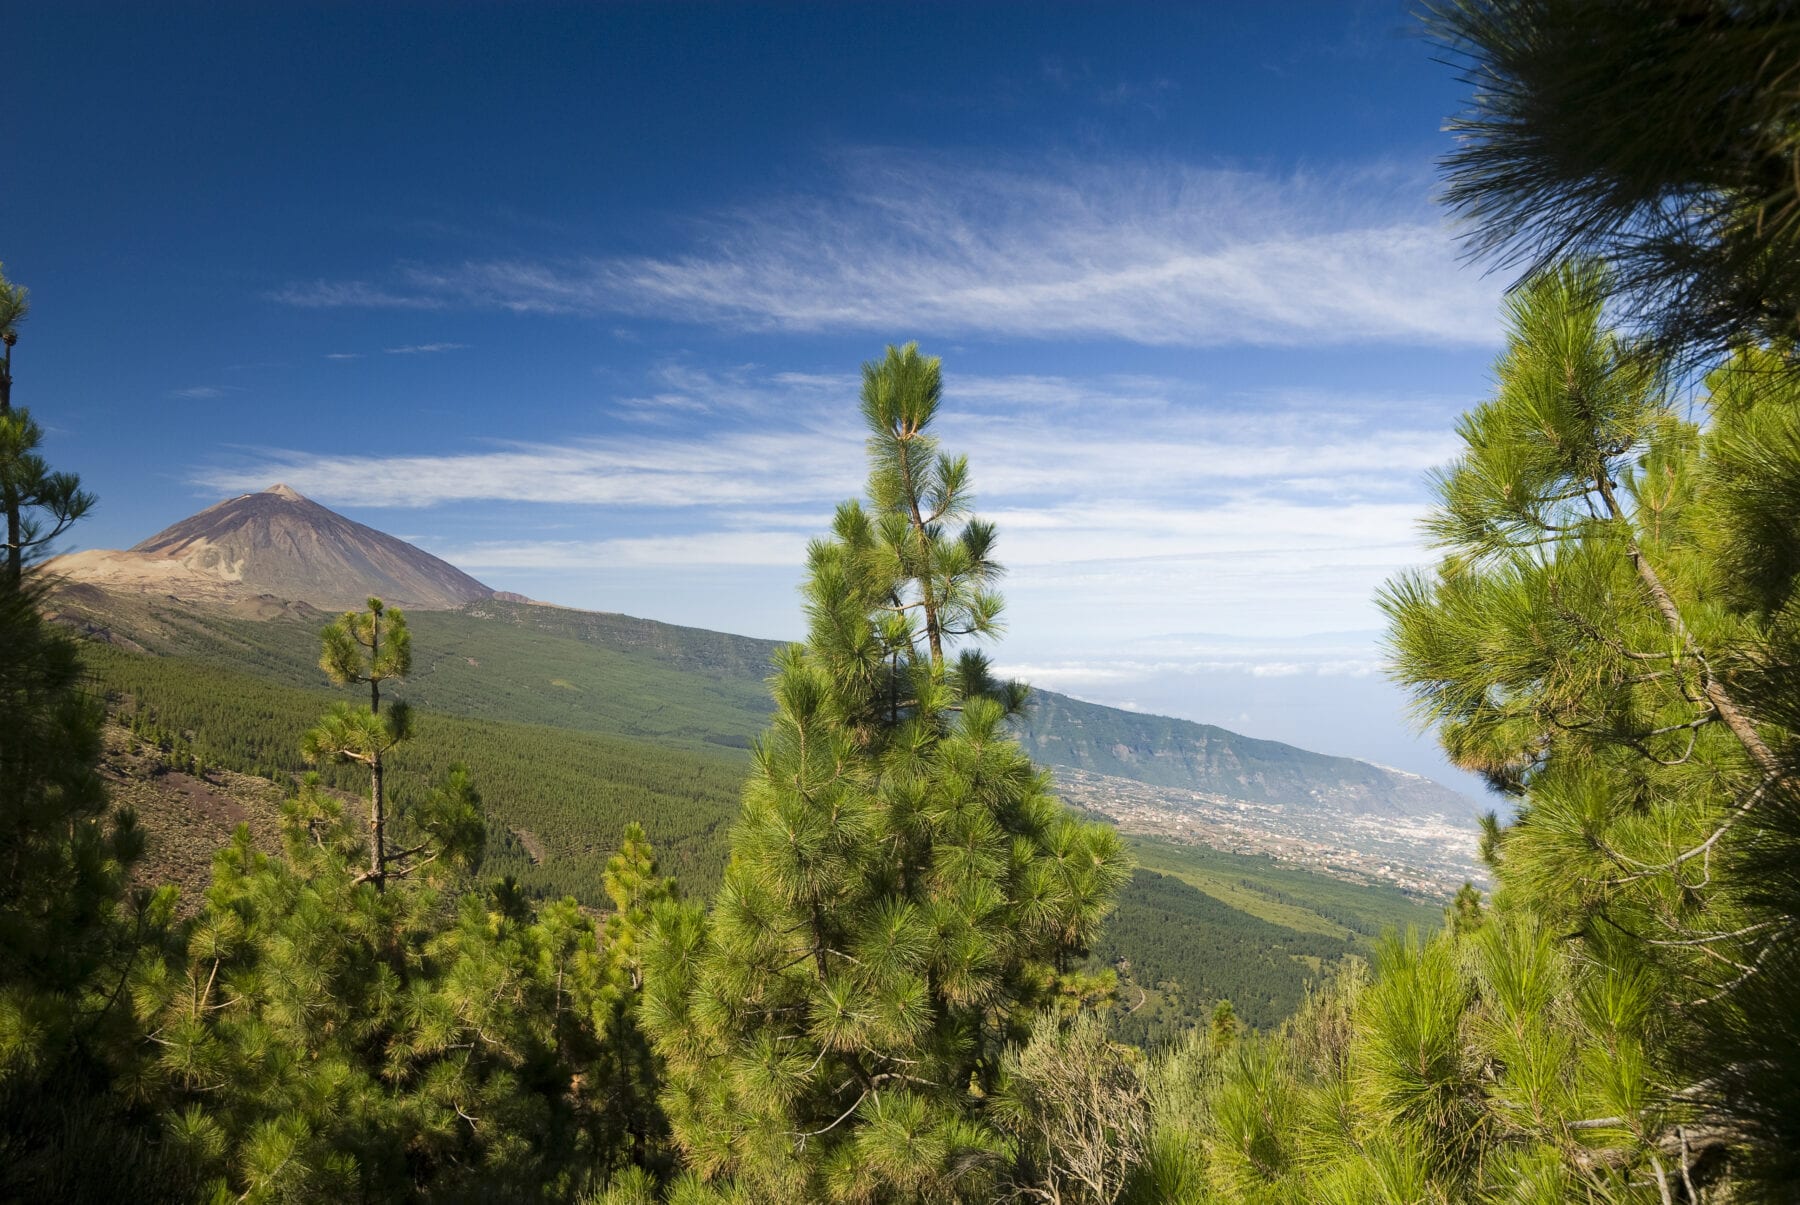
[64, 583, 1444, 1045]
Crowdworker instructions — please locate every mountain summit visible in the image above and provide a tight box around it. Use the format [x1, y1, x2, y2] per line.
[50, 484, 492, 611]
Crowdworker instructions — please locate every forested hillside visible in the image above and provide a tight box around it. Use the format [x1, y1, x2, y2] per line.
[53, 587, 777, 750]
[51, 581, 1470, 821]
[82, 631, 1434, 1042]
[1099, 872, 1350, 1037]
[85, 641, 748, 899]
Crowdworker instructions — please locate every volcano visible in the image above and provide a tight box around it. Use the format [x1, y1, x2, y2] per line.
[48, 484, 493, 611]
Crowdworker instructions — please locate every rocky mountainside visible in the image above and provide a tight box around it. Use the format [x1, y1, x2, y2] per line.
[49, 484, 492, 611]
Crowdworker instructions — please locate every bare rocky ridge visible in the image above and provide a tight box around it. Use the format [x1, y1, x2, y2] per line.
[50, 483, 493, 611]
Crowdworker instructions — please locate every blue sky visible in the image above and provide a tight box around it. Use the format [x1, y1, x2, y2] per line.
[10, 2, 1511, 795]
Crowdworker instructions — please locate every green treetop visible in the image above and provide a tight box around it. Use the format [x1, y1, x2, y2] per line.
[858, 342, 1006, 668]
[319, 594, 412, 713]
[0, 263, 93, 588]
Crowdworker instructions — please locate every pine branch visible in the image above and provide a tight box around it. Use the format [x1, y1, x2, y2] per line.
[789, 1087, 868, 1141]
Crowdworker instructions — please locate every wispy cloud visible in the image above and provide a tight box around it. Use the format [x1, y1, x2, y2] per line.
[383, 342, 468, 355]
[441, 530, 812, 570]
[193, 366, 1453, 513]
[194, 369, 860, 509]
[322, 352, 363, 361]
[268, 280, 446, 310]
[197, 436, 859, 510]
[268, 154, 1500, 348]
[190, 363, 1455, 636]
[169, 386, 228, 399]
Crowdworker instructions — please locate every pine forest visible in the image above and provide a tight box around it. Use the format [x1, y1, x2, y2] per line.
[6, 2, 1800, 1201]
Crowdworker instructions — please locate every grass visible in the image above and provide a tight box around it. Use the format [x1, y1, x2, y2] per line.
[1125, 836, 1441, 940]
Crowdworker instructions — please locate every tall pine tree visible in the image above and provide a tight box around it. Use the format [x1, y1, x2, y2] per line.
[1341, 264, 1800, 1197]
[641, 344, 1131, 1201]
[304, 598, 453, 888]
[0, 265, 184, 1200]
[1126, 267, 1800, 1203]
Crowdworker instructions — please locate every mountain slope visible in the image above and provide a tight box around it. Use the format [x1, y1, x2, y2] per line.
[476, 600, 1476, 819]
[1015, 691, 1471, 820]
[449, 598, 1475, 821]
[45, 487, 1474, 823]
[51, 483, 492, 610]
[50, 582, 1478, 824]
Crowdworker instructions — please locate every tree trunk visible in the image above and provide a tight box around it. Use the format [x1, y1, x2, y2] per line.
[891, 429, 944, 666]
[370, 751, 386, 888]
[1597, 474, 1780, 778]
[2, 345, 20, 589]
[368, 617, 384, 886]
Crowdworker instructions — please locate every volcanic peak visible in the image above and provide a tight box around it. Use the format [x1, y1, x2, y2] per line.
[54, 484, 492, 612]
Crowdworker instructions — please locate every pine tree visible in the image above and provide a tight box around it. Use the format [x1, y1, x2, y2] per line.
[0, 583, 124, 1068]
[1416, 6, 1800, 1185]
[1376, 265, 1799, 1195]
[305, 597, 422, 887]
[1125, 266, 1800, 1202]
[137, 778, 527, 1200]
[1121, 10, 1800, 1194]
[1130, 921, 1666, 1203]
[595, 822, 679, 1172]
[641, 344, 1131, 1200]
[0, 267, 184, 1198]
[1207, 1000, 1238, 1051]
[1671, 349, 1800, 1191]
[134, 628, 670, 1198]
[1443, 883, 1484, 938]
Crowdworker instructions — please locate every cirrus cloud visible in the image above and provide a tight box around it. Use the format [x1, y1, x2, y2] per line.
[269, 153, 1500, 348]
[191, 363, 1458, 638]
